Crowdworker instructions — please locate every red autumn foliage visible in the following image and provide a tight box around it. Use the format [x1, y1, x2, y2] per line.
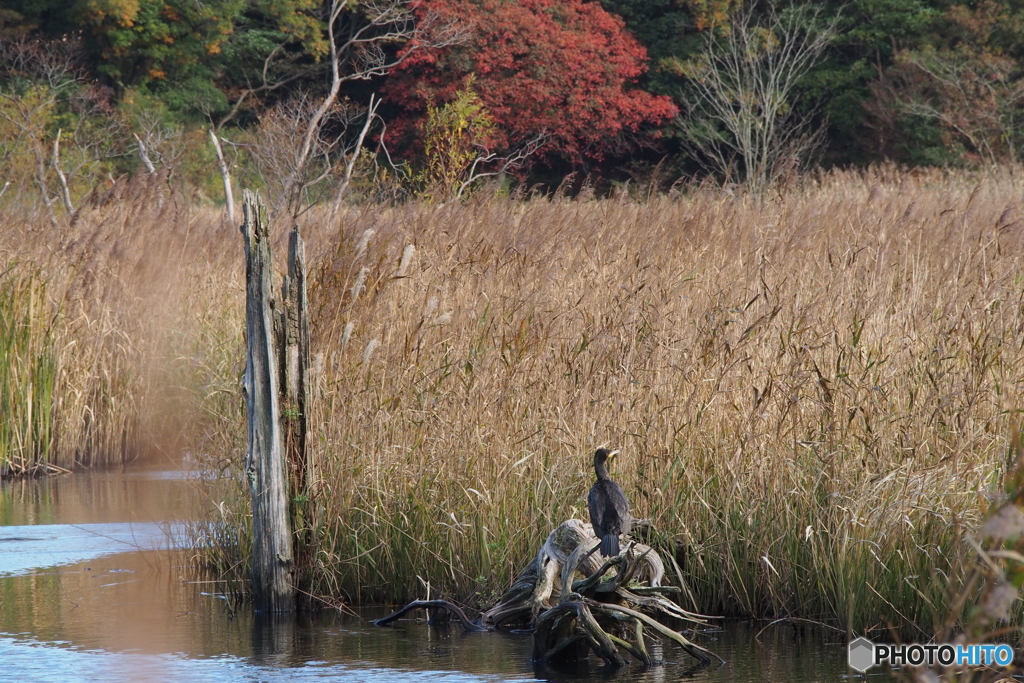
[382, 0, 678, 164]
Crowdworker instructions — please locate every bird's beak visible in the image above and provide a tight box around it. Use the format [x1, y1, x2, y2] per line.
[608, 450, 620, 459]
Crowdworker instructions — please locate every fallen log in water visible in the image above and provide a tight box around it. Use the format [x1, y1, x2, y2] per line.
[374, 519, 723, 668]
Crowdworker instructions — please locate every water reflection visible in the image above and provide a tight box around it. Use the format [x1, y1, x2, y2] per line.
[0, 522, 173, 575]
[0, 470, 853, 682]
[0, 466, 199, 527]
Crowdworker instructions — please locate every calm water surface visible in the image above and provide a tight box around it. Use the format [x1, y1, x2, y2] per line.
[0, 468, 865, 682]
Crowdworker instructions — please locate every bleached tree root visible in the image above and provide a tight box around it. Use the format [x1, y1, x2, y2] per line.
[375, 519, 723, 669]
[481, 518, 670, 628]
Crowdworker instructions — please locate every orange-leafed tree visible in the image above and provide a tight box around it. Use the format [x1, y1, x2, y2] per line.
[381, 0, 677, 167]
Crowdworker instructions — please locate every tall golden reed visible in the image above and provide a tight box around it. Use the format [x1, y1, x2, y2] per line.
[297, 166, 1023, 635]
[3, 166, 1022, 637]
[0, 174, 246, 474]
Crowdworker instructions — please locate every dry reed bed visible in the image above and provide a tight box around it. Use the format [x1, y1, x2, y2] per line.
[0, 175, 248, 474]
[296, 168, 1024, 635]
[3, 166, 1019, 637]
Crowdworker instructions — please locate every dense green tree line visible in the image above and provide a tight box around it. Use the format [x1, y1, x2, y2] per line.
[605, 0, 1024, 169]
[2, 0, 1023, 200]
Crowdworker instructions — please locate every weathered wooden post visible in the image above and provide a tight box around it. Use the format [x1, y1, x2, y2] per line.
[280, 225, 317, 596]
[241, 190, 295, 612]
[281, 226, 310, 494]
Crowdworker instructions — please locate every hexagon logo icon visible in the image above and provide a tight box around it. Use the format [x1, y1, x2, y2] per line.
[848, 636, 875, 672]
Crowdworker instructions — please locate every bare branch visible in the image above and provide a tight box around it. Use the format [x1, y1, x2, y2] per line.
[677, 1, 838, 189]
[893, 49, 1024, 164]
[209, 130, 236, 223]
[134, 134, 156, 174]
[281, 0, 468, 219]
[51, 129, 73, 214]
[456, 133, 549, 199]
[214, 43, 308, 132]
[332, 94, 383, 213]
[130, 110, 184, 171]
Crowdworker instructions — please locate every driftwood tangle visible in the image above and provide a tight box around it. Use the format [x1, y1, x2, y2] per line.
[375, 519, 722, 669]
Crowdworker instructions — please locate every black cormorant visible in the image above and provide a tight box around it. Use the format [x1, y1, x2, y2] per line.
[588, 448, 632, 557]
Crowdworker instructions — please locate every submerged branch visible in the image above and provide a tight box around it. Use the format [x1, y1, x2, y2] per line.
[373, 599, 485, 631]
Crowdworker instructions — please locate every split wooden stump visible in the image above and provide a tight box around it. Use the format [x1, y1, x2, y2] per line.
[240, 190, 312, 613]
[375, 519, 723, 669]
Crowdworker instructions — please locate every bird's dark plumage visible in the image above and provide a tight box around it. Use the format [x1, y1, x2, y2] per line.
[588, 448, 632, 557]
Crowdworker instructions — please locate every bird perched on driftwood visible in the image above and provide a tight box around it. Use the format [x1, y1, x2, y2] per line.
[588, 448, 632, 557]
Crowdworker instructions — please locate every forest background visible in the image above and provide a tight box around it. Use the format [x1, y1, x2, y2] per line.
[3, 0, 1023, 210]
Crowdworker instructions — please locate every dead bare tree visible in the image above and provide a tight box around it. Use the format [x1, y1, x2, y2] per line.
[0, 39, 81, 222]
[204, 39, 313, 223]
[676, 1, 838, 190]
[330, 93, 382, 213]
[894, 49, 1024, 165]
[51, 130, 73, 214]
[0, 39, 126, 221]
[455, 133, 549, 199]
[130, 108, 184, 174]
[134, 133, 156, 174]
[246, 95, 332, 213]
[209, 0, 464, 223]
[50, 86, 128, 215]
[247, 94, 383, 217]
[208, 129, 236, 222]
[277, 0, 466, 219]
